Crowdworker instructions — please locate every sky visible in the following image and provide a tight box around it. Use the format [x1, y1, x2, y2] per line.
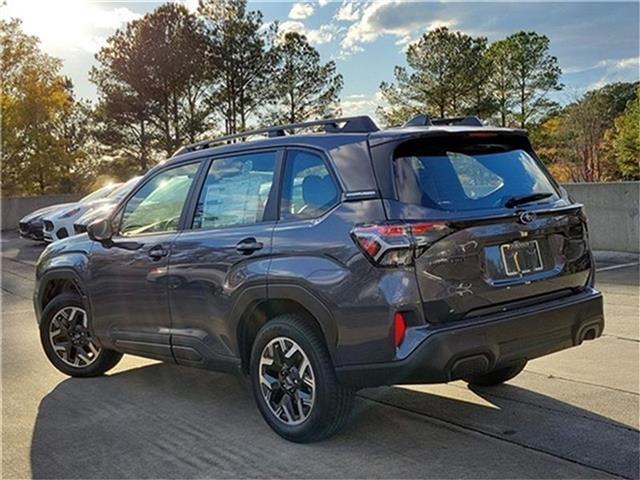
[2, 0, 639, 120]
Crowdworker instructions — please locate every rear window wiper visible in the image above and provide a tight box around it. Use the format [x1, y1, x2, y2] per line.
[505, 192, 554, 208]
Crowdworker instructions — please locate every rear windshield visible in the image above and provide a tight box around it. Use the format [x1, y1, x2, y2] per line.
[394, 144, 558, 211]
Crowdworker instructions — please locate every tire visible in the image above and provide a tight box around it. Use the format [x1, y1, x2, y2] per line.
[250, 314, 354, 443]
[463, 360, 527, 387]
[39, 291, 122, 377]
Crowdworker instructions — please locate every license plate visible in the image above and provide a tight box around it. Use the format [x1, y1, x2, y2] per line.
[500, 240, 543, 276]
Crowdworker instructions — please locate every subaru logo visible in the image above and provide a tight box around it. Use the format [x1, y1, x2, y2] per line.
[519, 211, 536, 224]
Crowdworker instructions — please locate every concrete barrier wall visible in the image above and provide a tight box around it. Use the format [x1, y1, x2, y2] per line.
[1, 183, 638, 252]
[1, 194, 82, 231]
[563, 182, 639, 253]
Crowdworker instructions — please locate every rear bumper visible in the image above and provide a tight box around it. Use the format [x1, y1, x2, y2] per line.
[336, 288, 604, 388]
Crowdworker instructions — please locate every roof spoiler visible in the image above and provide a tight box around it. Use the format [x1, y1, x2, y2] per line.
[403, 114, 484, 127]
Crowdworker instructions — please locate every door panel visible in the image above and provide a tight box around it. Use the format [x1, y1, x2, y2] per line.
[88, 162, 201, 357]
[168, 224, 273, 368]
[168, 150, 279, 369]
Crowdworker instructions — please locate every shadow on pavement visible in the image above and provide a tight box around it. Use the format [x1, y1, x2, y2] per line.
[362, 382, 638, 479]
[31, 363, 638, 479]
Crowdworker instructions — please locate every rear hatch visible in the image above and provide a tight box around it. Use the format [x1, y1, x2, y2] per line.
[378, 132, 592, 323]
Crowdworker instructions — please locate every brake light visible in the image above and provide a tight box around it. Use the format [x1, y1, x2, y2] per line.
[394, 312, 406, 347]
[351, 221, 451, 266]
[467, 132, 498, 138]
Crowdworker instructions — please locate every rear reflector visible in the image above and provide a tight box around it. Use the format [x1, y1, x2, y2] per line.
[394, 312, 406, 347]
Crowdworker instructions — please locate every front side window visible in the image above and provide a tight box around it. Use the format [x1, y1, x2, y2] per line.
[280, 150, 339, 220]
[192, 151, 277, 229]
[394, 144, 558, 211]
[119, 163, 199, 236]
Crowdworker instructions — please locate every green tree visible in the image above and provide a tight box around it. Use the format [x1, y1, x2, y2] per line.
[199, 0, 277, 134]
[485, 40, 517, 127]
[1, 19, 89, 196]
[91, 3, 212, 166]
[266, 31, 342, 125]
[377, 27, 487, 126]
[543, 82, 637, 181]
[611, 89, 640, 180]
[496, 32, 562, 128]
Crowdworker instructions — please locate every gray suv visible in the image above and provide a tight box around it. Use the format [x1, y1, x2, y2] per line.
[34, 115, 604, 442]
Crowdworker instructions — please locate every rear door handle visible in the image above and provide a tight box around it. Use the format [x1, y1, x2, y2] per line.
[235, 238, 264, 254]
[148, 244, 168, 259]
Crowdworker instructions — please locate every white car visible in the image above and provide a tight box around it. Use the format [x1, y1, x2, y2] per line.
[43, 177, 142, 242]
[73, 177, 143, 235]
[42, 184, 121, 242]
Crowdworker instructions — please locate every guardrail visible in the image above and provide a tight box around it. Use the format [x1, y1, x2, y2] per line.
[0, 194, 82, 231]
[1, 183, 638, 253]
[563, 182, 639, 253]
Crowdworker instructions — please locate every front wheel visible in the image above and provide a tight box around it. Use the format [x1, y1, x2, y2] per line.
[463, 360, 527, 387]
[39, 291, 123, 377]
[249, 314, 354, 443]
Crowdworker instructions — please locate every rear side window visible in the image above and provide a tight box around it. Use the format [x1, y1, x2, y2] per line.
[280, 150, 339, 220]
[192, 151, 277, 229]
[394, 144, 558, 211]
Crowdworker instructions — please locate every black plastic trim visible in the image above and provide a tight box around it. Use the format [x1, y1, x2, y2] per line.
[335, 289, 604, 388]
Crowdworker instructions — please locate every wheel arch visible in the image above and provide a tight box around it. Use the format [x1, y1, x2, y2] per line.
[36, 269, 89, 323]
[236, 284, 338, 374]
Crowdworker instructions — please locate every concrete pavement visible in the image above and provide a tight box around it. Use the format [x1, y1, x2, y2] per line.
[2, 232, 638, 479]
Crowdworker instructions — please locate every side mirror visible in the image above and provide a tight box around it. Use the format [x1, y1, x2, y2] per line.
[87, 218, 113, 244]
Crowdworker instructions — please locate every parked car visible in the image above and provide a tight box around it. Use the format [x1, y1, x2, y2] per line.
[19, 203, 75, 241]
[73, 177, 142, 235]
[34, 115, 604, 443]
[40, 184, 121, 242]
[43, 179, 141, 242]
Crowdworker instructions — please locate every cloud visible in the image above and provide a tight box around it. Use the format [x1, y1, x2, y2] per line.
[338, 1, 456, 56]
[565, 56, 640, 74]
[180, 0, 199, 13]
[1, 0, 140, 54]
[279, 21, 339, 45]
[318, 0, 330, 6]
[335, 1, 364, 22]
[340, 93, 381, 121]
[289, 3, 315, 20]
[584, 57, 640, 91]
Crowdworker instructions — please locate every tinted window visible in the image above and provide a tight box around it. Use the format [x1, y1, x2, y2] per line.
[280, 150, 338, 220]
[119, 163, 199, 236]
[192, 151, 276, 229]
[394, 147, 558, 211]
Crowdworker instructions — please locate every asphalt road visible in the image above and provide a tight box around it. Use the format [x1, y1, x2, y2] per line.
[2, 232, 638, 479]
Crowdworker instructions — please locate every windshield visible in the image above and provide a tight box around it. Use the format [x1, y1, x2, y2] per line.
[108, 177, 141, 200]
[394, 147, 558, 212]
[80, 184, 120, 203]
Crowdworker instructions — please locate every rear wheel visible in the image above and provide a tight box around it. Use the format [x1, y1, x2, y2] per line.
[250, 314, 354, 443]
[40, 291, 122, 377]
[463, 360, 527, 387]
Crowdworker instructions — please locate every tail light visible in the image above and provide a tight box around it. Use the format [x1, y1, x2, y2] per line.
[351, 221, 452, 266]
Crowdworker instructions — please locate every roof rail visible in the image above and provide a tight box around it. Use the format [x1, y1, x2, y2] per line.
[403, 114, 484, 128]
[172, 115, 379, 157]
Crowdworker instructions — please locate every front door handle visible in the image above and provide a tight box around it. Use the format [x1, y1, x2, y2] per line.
[148, 244, 168, 260]
[235, 238, 264, 254]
